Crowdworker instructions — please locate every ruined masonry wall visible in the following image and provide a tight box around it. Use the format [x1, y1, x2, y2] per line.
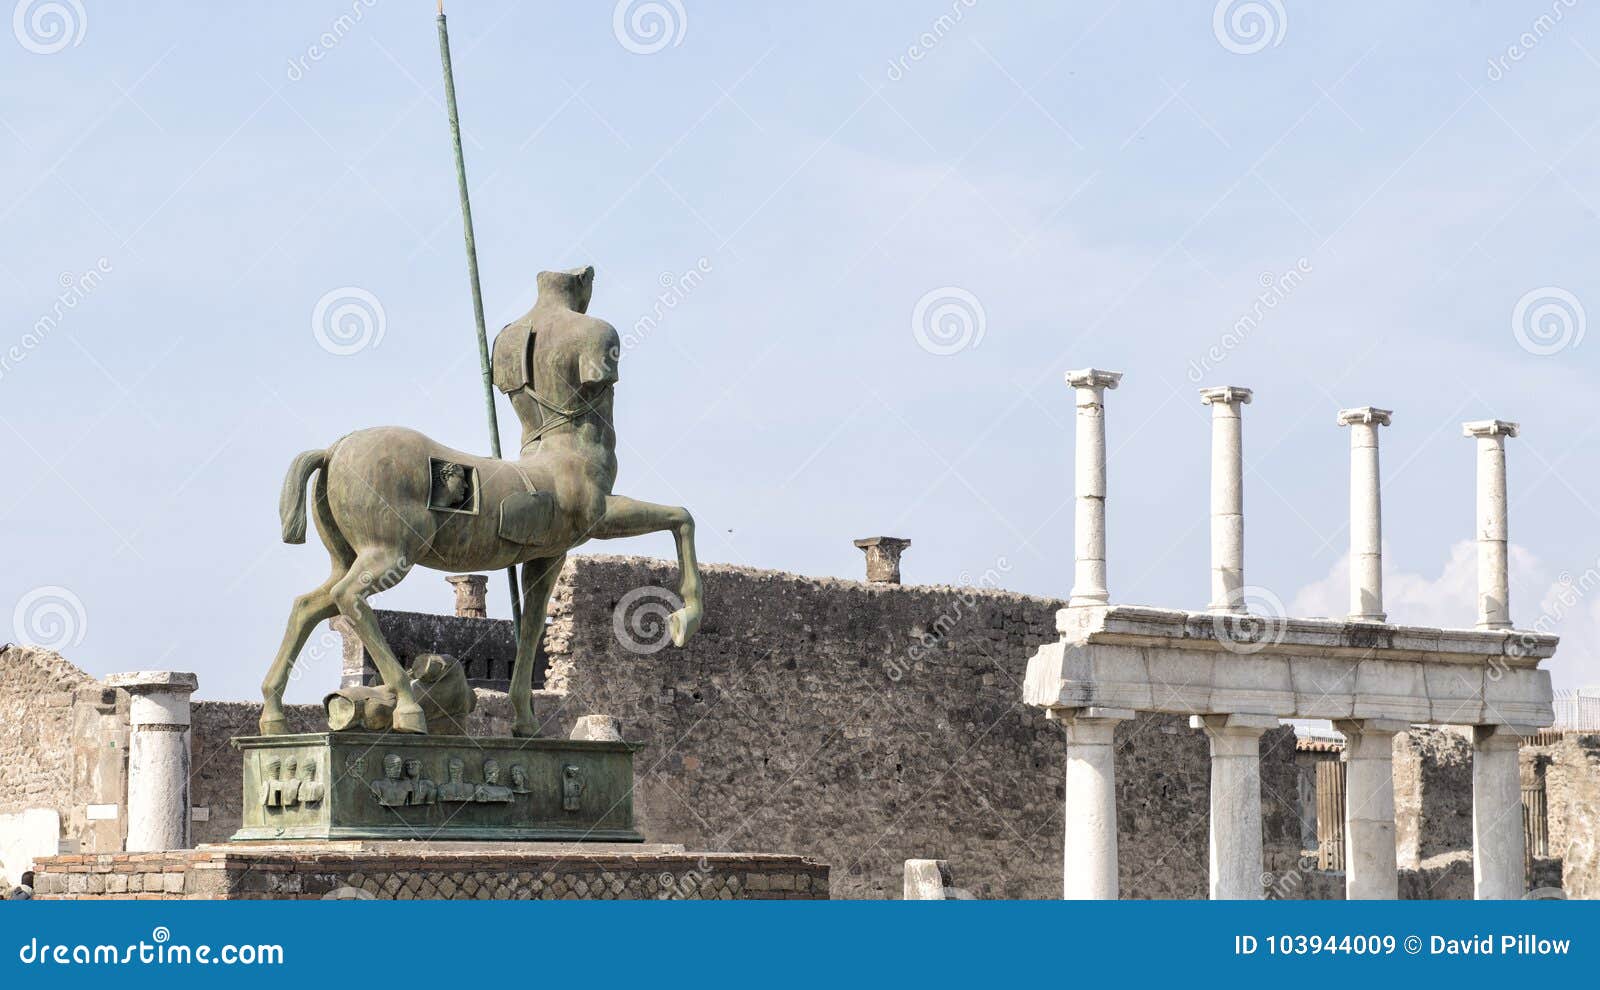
[541, 555, 1309, 899]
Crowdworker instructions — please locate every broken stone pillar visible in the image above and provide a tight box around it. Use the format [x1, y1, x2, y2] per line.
[104, 671, 197, 852]
[1200, 386, 1251, 613]
[1335, 718, 1405, 899]
[1066, 368, 1122, 606]
[853, 537, 911, 584]
[1192, 714, 1274, 899]
[1337, 407, 1392, 621]
[1463, 420, 1518, 630]
[903, 859, 959, 899]
[1473, 725, 1527, 899]
[446, 573, 489, 618]
[1056, 706, 1131, 899]
[570, 714, 625, 742]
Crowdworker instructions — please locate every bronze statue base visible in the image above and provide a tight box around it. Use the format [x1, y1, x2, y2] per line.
[230, 732, 641, 843]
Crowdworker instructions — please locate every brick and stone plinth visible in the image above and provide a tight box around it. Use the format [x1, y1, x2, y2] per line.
[232, 732, 641, 842]
[30, 843, 828, 900]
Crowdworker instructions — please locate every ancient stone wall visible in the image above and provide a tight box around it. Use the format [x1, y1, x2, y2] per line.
[540, 555, 1310, 899]
[1392, 726, 1475, 869]
[0, 646, 91, 815]
[1543, 734, 1600, 898]
[0, 646, 126, 855]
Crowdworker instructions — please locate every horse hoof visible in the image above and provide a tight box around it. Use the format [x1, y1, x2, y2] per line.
[258, 715, 289, 736]
[512, 721, 539, 739]
[392, 704, 428, 735]
[668, 606, 702, 648]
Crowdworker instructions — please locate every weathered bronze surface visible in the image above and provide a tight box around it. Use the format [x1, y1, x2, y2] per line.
[230, 732, 641, 843]
[262, 267, 703, 738]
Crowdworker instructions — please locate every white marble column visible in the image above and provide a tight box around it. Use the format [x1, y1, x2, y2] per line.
[1200, 386, 1252, 613]
[1472, 725, 1527, 899]
[1056, 706, 1132, 899]
[1066, 369, 1122, 606]
[105, 671, 197, 852]
[1337, 407, 1392, 621]
[1192, 714, 1275, 899]
[1463, 420, 1518, 630]
[1335, 718, 1405, 899]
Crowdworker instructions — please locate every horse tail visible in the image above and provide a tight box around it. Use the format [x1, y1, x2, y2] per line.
[279, 448, 327, 545]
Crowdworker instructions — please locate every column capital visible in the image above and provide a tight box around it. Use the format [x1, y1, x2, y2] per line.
[104, 670, 199, 695]
[1334, 718, 1410, 737]
[105, 671, 197, 728]
[1463, 419, 1519, 439]
[1473, 724, 1538, 746]
[1337, 407, 1392, 428]
[1191, 713, 1279, 733]
[1065, 368, 1122, 391]
[1199, 385, 1253, 407]
[1050, 706, 1136, 725]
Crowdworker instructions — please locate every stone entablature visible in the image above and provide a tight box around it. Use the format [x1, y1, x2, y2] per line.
[1026, 605, 1557, 729]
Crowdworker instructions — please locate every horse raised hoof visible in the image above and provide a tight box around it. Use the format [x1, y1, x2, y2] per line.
[668, 604, 702, 647]
[391, 703, 428, 735]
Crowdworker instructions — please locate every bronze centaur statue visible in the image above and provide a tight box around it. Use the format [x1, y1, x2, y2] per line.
[263, 267, 702, 737]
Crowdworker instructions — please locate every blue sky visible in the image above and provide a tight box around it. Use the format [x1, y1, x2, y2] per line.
[3, 0, 1599, 701]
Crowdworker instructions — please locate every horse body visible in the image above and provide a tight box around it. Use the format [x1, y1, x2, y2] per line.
[261, 267, 702, 738]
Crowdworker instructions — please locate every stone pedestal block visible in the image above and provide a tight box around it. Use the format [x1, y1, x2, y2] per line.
[231, 732, 641, 843]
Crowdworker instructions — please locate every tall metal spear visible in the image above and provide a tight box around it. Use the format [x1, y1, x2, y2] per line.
[436, 1, 523, 634]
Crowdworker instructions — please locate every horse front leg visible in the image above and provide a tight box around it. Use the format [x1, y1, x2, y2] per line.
[511, 554, 566, 738]
[592, 495, 703, 646]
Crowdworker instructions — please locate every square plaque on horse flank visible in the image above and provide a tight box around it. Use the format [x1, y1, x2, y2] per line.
[230, 732, 641, 843]
[427, 457, 481, 515]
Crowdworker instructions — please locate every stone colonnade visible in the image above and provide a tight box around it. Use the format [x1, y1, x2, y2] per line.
[1026, 372, 1554, 900]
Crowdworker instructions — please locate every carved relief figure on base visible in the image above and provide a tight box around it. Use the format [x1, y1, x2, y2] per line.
[562, 764, 585, 812]
[439, 758, 475, 802]
[404, 758, 437, 806]
[370, 753, 412, 808]
[473, 759, 513, 804]
[259, 756, 284, 808]
[261, 267, 704, 738]
[298, 758, 325, 805]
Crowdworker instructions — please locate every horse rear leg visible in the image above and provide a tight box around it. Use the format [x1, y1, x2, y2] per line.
[259, 581, 340, 734]
[331, 548, 426, 733]
[260, 465, 357, 734]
